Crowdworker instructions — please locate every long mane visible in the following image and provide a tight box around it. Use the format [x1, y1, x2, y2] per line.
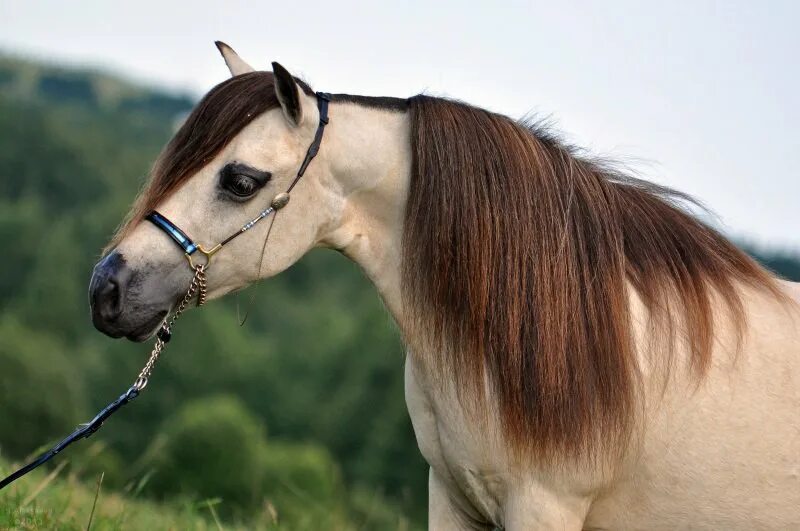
[402, 95, 780, 461]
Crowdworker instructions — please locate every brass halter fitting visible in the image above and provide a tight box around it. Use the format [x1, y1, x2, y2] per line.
[181, 192, 288, 269]
[271, 192, 290, 210]
[184, 243, 222, 269]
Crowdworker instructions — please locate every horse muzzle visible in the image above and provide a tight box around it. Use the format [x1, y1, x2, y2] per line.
[89, 251, 170, 341]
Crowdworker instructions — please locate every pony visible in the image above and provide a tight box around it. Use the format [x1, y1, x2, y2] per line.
[90, 42, 800, 529]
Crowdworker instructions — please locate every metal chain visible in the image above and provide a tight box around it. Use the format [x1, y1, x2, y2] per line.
[132, 264, 207, 391]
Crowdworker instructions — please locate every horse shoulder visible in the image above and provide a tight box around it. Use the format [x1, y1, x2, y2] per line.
[404, 352, 601, 529]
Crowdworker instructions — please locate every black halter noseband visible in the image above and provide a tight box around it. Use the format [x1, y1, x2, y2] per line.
[0, 91, 332, 492]
[147, 91, 331, 268]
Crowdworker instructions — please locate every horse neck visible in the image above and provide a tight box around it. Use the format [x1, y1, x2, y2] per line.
[319, 101, 411, 320]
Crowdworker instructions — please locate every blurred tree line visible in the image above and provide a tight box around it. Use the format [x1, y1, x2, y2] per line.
[0, 54, 798, 528]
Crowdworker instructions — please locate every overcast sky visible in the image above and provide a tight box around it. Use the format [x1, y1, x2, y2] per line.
[1, 1, 797, 250]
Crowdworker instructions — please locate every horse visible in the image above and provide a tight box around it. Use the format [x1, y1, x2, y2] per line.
[89, 42, 800, 530]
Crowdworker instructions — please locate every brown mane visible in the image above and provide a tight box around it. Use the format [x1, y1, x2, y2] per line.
[402, 95, 780, 461]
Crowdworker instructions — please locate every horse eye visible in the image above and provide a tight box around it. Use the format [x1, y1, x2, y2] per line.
[219, 163, 270, 200]
[223, 174, 261, 198]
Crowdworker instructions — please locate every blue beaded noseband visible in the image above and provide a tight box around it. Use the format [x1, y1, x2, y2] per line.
[146, 91, 331, 269]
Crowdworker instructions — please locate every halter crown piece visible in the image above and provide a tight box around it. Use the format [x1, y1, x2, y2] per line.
[0, 92, 332, 491]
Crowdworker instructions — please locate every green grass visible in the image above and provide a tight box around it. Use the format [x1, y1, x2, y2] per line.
[0, 453, 418, 530]
[0, 448, 319, 530]
[0, 457, 243, 530]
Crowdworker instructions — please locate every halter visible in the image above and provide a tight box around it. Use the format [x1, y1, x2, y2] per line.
[146, 91, 331, 271]
[0, 91, 332, 492]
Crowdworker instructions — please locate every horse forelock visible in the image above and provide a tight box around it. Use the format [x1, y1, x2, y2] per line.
[109, 72, 313, 250]
[401, 95, 782, 463]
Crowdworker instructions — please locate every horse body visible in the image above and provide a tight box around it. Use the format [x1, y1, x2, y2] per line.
[319, 99, 800, 529]
[90, 44, 800, 529]
[587, 281, 800, 530]
[404, 282, 800, 529]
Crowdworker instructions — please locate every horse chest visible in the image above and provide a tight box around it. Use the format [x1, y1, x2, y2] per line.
[404, 354, 508, 523]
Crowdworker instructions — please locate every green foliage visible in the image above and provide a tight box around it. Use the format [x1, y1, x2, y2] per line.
[0, 197, 46, 300]
[0, 451, 416, 530]
[0, 97, 101, 209]
[0, 317, 87, 459]
[260, 441, 345, 523]
[0, 454, 253, 530]
[146, 395, 268, 511]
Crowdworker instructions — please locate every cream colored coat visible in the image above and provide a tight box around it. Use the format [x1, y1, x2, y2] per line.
[116, 46, 800, 529]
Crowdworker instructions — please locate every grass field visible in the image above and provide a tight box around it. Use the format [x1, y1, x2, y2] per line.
[0, 448, 416, 530]
[0, 454, 242, 530]
[0, 451, 384, 531]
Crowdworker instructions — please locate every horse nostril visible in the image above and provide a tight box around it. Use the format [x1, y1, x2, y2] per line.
[90, 251, 129, 325]
[98, 276, 122, 321]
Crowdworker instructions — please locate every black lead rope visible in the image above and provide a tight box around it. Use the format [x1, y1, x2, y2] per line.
[0, 386, 140, 490]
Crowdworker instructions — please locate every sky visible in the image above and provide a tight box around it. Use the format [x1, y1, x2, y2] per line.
[1, 1, 798, 250]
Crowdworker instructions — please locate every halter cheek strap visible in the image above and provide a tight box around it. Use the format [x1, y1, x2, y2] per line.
[146, 91, 331, 267]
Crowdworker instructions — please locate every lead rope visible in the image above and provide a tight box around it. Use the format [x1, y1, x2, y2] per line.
[0, 265, 208, 491]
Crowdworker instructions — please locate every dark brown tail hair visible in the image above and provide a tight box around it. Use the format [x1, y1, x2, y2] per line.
[402, 95, 780, 461]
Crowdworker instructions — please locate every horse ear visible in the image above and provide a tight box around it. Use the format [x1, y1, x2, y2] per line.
[214, 41, 255, 76]
[271, 62, 304, 126]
